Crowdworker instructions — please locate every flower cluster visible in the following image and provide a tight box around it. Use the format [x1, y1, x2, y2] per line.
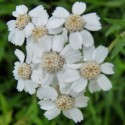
[7, 2, 114, 123]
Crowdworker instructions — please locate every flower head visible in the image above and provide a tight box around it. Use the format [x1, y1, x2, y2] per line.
[26, 33, 82, 88]
[7, 5, 45, 46]
[13, 49, 38, 94]
[47, 2, 101, 49]
[63, 45, 114, 93]
[38, 86, 89, 123]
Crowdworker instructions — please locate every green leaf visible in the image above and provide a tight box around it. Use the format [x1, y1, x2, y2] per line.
[0, 94, 8, 114]
[112, 103, 125, 123]
[105, 18, 125, 26]
[111, 34, 125, 59]
[105, 24, 122, 36]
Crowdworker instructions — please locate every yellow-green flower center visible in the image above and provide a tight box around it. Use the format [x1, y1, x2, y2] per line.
[32, 26, 48, 39]
[56, 95, 74, 110]
[79, 61, 100, 80]
[41, 52, 65, 73]
[15, 14, 30, 30]
[18, 63, 32, 80]
[65, 14, 85, 32]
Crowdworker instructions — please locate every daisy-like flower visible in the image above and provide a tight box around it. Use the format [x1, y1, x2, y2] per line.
[38, 86, 89, 123]
[26, 34, 82, 88]
[24, 9, 49, 43]
[62, 45, 114, 93]
[13, 49, 38, 94]
[47, 2, 101, 49]
[7, 5, 45, 46]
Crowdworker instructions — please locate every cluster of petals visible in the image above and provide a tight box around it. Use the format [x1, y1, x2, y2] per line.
[7, 2, 114, 123]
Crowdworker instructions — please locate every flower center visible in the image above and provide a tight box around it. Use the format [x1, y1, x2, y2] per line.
[56, 95, 74, 110]
[17, 63, 32, 80]
[79, 61, 100, 80]
[32, 26, 48, 39]
[65, 14, 85, 32]
[41, 52, 65, 73]
[15, 14, 30, 30]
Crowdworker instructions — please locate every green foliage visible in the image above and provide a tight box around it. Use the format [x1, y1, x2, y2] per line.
[0, 0, 125, 125]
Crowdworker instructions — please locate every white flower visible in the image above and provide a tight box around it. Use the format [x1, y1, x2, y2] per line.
[7, 5, 45, 46]
[63, 45, 114, 93]
[26, 33, 82, 89]
[38, 87, 89, 123]
[13, 49, 38, 94]
[47, 2, 101, 49]
[24, 10, 49, 42]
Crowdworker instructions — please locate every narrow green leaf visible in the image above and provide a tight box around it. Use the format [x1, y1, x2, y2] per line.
[105, 24, 122, 36]
[105, 18, 125, 26]
[111, 35, 125, 59]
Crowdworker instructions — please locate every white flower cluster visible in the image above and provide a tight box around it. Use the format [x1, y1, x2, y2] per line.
[7, 2, 114, 123]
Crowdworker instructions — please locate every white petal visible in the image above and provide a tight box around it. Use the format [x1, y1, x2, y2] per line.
[69, 32, 83, 50]
[62, 28, 68, 42]
[63, 110, 72, 119]
[52, 35, 65, 52]
[26, 42, 43, 63]
[42, 73, 54, 86]
[31, 69, 44, 84]
[44, 108, 61, 120]
[64, 50, 82, 63]
[48, 27, 63, 35]
[47, 17, 65, 29]
[66, 64, 82, 69]
[70, 90, 86, 98]
[75, 96, 89, 108]
[57, 72, 67, 89]
[29, 5, 44, 17]
[71, 78, 87, 92]
[7, 20, 16, 31]
[101, 63, 114, 75]
[72, 2, 86, 15]
[17, 79, 24, 91]
[37, 10, 49, 26]
[80, 30, 94, 47]
[83, 45, 95, 61]
[24, 80, 38, 95]
[25, 43, 33, 64]
[37, 86, 58, 100]
[63, 69, 80, 83]
[60, 85, 71, 94]
[93, 45, 108, 63]
[26, 42, 34, 63]
[14, 49, 25, 63]
[24, 23, 34, 37]
[60, 44, 72, 57]
[13, 62, 20, 80]
[12, 11, 19, 17]
[39, 36, 52, 52]
[97, 74, 112, 91]
[8, 29, 25, 46]
[88, 80, 101, 93]
[39, 100, 56, 110]
[83, 13, 102, 31]
[16, 5, 28, 15]
[53, 7, 70, 18]
[67, 108, 83, 123]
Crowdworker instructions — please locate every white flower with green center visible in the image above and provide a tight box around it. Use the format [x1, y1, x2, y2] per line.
[26, 34, 82, 88]
[13, 49, 38, 94]
[38, 87, 89, 123]
[7, 5, 45, 46]
[47, 2, 101, 49]
[62, 45, 114, 93]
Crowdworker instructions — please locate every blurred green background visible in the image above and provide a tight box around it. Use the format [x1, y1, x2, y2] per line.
[0, 0, 125, 125]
